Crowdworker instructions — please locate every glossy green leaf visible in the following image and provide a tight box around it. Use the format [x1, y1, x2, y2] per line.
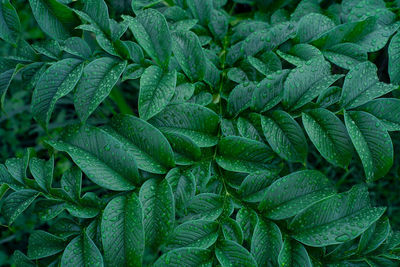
[74, 57, 126, 122]
[357, 98, 400, 131]
[297, 13, 335, 43]
[238, 172, 276, 203]
[323, 43, 367, 70]
[261, 111, 308, 163]
[32, 58, 84, 127]
[101, 193, 144, 266]
[166, 168, 196, 212]
[216, 239, 257, 267]
[139, 65, 176, 120]
[290, 185, 386, 247]
[221, 218, 244, 244]
[29, 156, 53, 192]
[358, 217, 391, 255]
[344, 111, 393, 181]
[259, 170, 335, 220]
[139, 179, 175, 250]
[27, 230, 66, 259]
[2, 189, 40, 224]
[278, 238, 312, 267]
[184, 193, 224, 221]
[302, 108, 353, 167]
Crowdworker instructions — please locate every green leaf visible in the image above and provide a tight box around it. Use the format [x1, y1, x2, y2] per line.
[236, 207, 258, 242]
[171, 30, 206, 82]
[139, 179, 175, 250]
[323, 43, 367, 70]
[184, 193, 224, 221]
[302, 108, 353, 168]
[27, 230, 66, 259]
[261, 111, 308, 163]
[162, 130, 201, 165]
[238, 172, 276, 203]
[216, 239, 257, 267]
[277, 44, 322, 67]
[344, 111, 393, 181]
[259, 170, 335, 220]
[216, 136, 279, 174]
[388, 31, 400, 85]
[64, 37, 92, 59]
[0, 0, 20, 44]
[109, 114, 175, 173]
[81, 0, 111, 35]
[149, 103, 219, 147]
[2, 189, 40, 224]
[154, 248, 212, 267]
[101, 193, 144, 266]
[29, 156, 53, 192]
[248, 51, 282, 76]
[289, 185, 386, 247]
[297, 13, 335, 43]
[124, 9, 171, 67]
[357, 98, 400, 131]
[237, 117, 264, 142]
[47, 125, 139, 191]
[278, 238, 312, 267]
[358, 217, 391, 255]
[139, 65, 176, 120]
[282, 57, 343, 111]
[221, 218, 244, 244]
[12, 251, 35, 267]
[29, 0, 78, 40]
[166, 168, 196, 212]
[208, 9, 228, 39]
[340, 62, 398, 109]
[165, 220, 219, 250]
[251, 69, 289, 112]
[186, 0, 212, 25]
[0, 64, 23, 108]
[61, 231, 104, 267]
[60, 167, 81, 202]
[74, 57, 126, 122]
[228, 82, 256, 116]
[251, 220, 283, 267]
[32, 58, 84, 128]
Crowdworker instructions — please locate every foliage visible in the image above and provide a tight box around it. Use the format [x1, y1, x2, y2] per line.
[1, 0, 400, 266]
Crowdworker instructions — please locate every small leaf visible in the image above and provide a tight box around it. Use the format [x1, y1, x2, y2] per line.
[302, 108, 353, 168]
[139, 179, 175, 250]
[29, 156, 54, 192]
[101, 193, 144, 266]
[344, 111, 393, 181]
[216, 239, 257, 267]
[261, 111, 308, 163]
[139, 65, 176, 120]
[74, 57, 126, 122]
[259, 170, 335, 220]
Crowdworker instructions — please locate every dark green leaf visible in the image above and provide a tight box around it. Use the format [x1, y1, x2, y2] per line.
[27, 230, 66, 259]
[0, 0, 20, 44]
[216, 239, 257, 267]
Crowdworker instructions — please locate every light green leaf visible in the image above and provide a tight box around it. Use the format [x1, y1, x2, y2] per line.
[124, 9, 171, 67]
[2, 189, 40, 224]
[139, 65, 176, 120]
[261, 111, 308, 163]
[61, 231, 104, 267]
[357, 98, 400, 131]
[29, 0, 78, 40]
[101, 193, 144, 266]
[32, 58, 84, 127]
[259, 170, 335, 220]
[149, 103, 219, 147]
[74, 57, 126, 122]
[171, 30, 206, 82]
[109, 114, 175, 173]
[47, 125, 139, 191]
[165, 220, 219, 250]
[344, 111, 393, 181]
[302, 108, 353, 168]
[0, 0, 20, 44]
[216, 239, 257, 267]
[216, 136, 279, 174]
[290, 185, 386, 247]
[340, 62, 398, 109]
[27, 230, 66, 259]
[139, 179, 175, 250]
[251, 220, 283, 267]
[153, 248, 212, 267]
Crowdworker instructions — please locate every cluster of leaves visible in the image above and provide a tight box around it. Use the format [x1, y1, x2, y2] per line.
[1, 0, 400, 266]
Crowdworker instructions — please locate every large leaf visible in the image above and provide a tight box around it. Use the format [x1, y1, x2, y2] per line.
[29, 0, 78, 40]
[149, 103, 219, 147]
[101, 193, 144, 266]
[139, 179, 175, 250]
[124, 9, 171, 67]
[216, 239, 257, 267]
[261, 111, 308, 163]
[32, 58, 84, 128]
[139, 65, 176, 120]
[216, 136, 279, 174]
[297, 13, 335, 43]
[47, 125, 139, 191]
[0, 0, 20, 44]
[340, 62, 398, 109]
[2, 189, 40, 224]
[344, 111, 393, 181]
[74, 57, 126, 122]
[259, 170, 335, 220]
[61, 231, 103, 267]
[153, 248, 212, 267]
[302, 108, 353, 168]
[251, 220, 283, 267]
[322, 43, 367, 70]
[282, 57, 343, 110]
[171, 30, 206, 82]
[388, 31, 400, 84]
[278, 238, 312, 267]
[109, 114, 175, 174]
[27, 230, 66, 259]
[289, 185, 386, 247]
[357, 98, 400, 131]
